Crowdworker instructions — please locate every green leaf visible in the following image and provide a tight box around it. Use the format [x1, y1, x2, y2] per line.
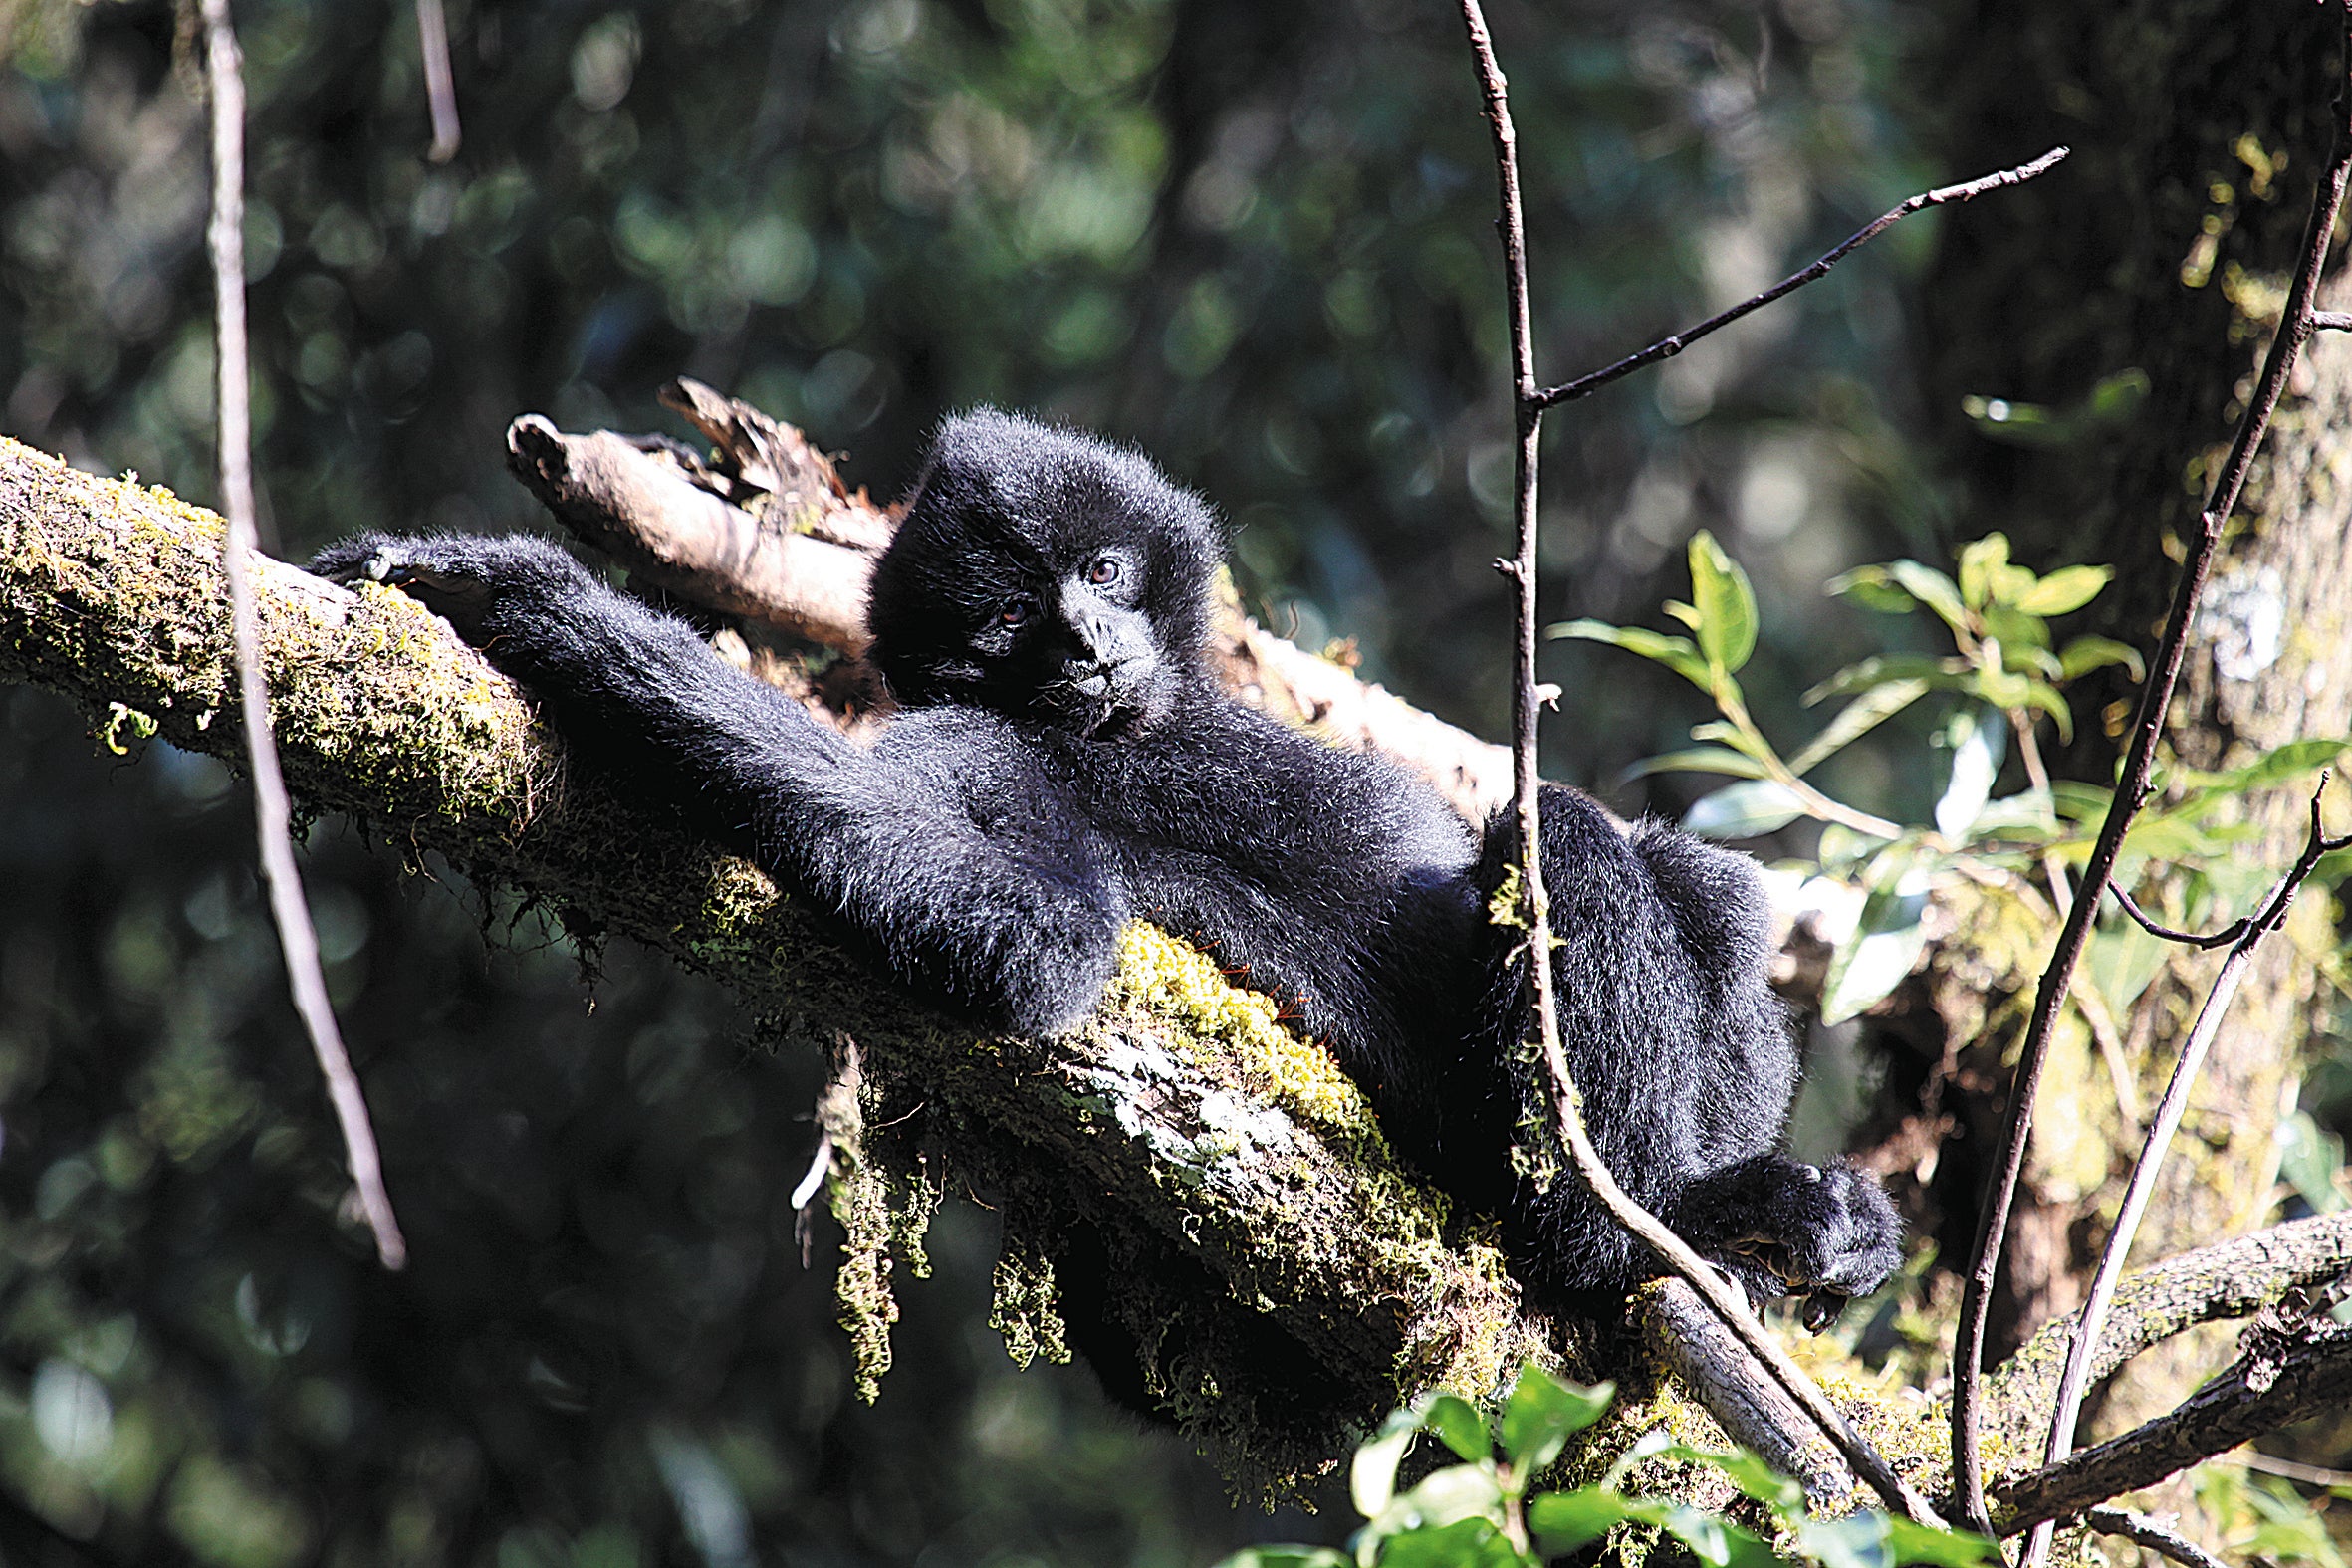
[1379, 1464, 1505, 1535]
[1887, 560, 1969, 634]
[1352, 1408, 1425, 1518]
[2050, 780, 2114, 822]
[1804, 654, 1968, 704]
[1685, 720, 1773, 765]
[1786, 679, 1930, 777]
[1687, 531, 1759, 675]
[1528, 1488, 1638, 1553]
[2057, 635, 2145, 682]
[1820, 860, 1933, 1024]
[1499, 1367, 1613, 1474]
[1622, 748, 1773, 784]
[1879, 1517, 2006, 1568]
[2085, 914, 2171, 1012]
[1216, 1550, 1351, 1568]
[1682, 781, 1806, 840]
[1374, 1517, 1522, 1568]
[1547, 620, 1711, 692]
[2177, 737, 2352, 795]
[1638, 1445, 1805, 1516]
[1980, 603, 2052, 652]
[1962, 370, 2148, 450]
[2014, 564, 2112, 617]
[1935, 708, 2005, 839]
[1424, 1395, 1490, 1463]
[1656, 1504, 1780, 1568]
[1956, 535, 2009, 610]
[1824, 565, 1918, 615]
[2278, 1110, 2349, 1217]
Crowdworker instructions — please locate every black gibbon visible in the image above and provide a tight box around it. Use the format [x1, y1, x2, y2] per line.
[314, 409, 1899, 1325]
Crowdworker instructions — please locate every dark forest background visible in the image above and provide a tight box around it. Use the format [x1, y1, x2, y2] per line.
[3, 0, 2345, 1564]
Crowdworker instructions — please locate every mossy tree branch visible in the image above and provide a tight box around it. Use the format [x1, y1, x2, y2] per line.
[0, 433, 1554, 1492]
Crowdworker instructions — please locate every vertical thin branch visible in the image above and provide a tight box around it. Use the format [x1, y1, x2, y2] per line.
[201, 0, 407, 1271]
[415, 0, 462, 163]
[1948, 4, 2352, 1537]
[1454, 0, 1939, 1526]
[2021, 787, 2349, 1568]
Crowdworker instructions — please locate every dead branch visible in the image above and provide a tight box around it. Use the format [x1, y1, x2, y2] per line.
[1981, 1210, 2352, 1451]
[1997, 1313, 2352, 1533]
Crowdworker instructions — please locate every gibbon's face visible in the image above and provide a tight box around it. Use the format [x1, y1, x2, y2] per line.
[866, 410, 1223, 738]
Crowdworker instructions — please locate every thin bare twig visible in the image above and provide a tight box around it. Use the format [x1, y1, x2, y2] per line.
[1950, 6, 2352, 1538]
[2310, 310, 2352, 333]
[2024, 782, 2346, 1568]
[2107, 885, 2247, 950]
[1456, 0, 1939, 1525]
[2084, 1507, 2229, 1568]
[201, 0, 406, 1270]
[1531, 147, 2069, 412]
[415, 0, 461, 163]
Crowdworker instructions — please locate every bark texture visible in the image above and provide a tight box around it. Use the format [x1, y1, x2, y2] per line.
[1914, 0, 2352, 1446]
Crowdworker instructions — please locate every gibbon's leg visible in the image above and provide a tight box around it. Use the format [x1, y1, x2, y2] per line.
[1496, 785, 1901, 1316]
[313, 532, 1122, 1034]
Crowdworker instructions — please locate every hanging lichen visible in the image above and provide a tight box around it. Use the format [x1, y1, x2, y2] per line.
[988, 1212, 1070, 1370]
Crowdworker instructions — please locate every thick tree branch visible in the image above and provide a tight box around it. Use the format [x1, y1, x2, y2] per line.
[1997, 1315, 2352, 1532]
[0, 433, 1544, 1491]
[1981, 1210, 2352, 1452]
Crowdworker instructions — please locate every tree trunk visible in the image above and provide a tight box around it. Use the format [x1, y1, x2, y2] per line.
[1914, 0, 2352, 1500]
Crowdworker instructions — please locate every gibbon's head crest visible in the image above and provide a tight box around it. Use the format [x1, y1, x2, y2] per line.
[866, 408, 1223, 737]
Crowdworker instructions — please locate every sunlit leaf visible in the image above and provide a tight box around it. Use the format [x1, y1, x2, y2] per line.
[2278, 1111, 2349, 1217]
[1804, 654, 1968, 704]
[1956, 534, 2009, 609]
[1887, 560, 1969, 633]
[1683, 781, 1805, 840]
[1786, 679, 1930, 777]
[2057, 635, 2144, 682]
[1424, 1395, 1489, 1462]
[1982, 603, 2053, 652]
[1499, 1366, 1613, 1473]
[2014, 564, 2112, 617]
[1824, 565, 1918, 615]
[1688, 720, 1777, 766]
[1215, 1549, 1350, 1568]
[1688, 531, 1759, 675]
[1935, 708, 2005, 839]
[1878, 1517, 2006, 1567]
[1622, 748, 1773, 784]
[1547, 620, 1710, 692]
[1637, 1445, 1805, 1516]
[1819, 860, 1933, 1024]
[2084, 916, 2170, 1012]
[2174, 738, 2352, 796]
[1527, 1488, 1638, 1553]
[1657, 1504, 1779, 1568]
[1352, 1407, 1425, 1519]
[1375, 1516, 1523, 1568]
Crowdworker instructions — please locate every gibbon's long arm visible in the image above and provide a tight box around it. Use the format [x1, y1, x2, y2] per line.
[314, 532, 1123, 1035]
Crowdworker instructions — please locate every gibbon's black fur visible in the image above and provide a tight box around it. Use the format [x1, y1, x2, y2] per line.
[315, 409, 1899, 1324]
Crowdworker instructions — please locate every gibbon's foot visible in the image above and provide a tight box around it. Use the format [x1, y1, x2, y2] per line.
[1698, 1158, 1903, 1331]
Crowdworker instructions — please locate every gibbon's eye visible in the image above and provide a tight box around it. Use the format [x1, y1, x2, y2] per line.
[999, 594, 1039, 628]
[1086, 556, 1123, 587]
